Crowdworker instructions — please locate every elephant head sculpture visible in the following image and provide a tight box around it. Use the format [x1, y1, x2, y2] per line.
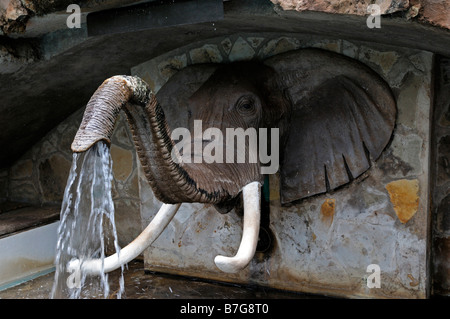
[69, 49, 396, 275]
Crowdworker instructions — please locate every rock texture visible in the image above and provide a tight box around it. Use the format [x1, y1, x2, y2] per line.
[415, 0, 450, 29]
[0, 0, 30, 34]
[0, 37, 40, 73]
[386, 179, 419, 224]
[271, 0, 410, 15]
[271, 0, 450, 30]
[0, 0, 75, 35]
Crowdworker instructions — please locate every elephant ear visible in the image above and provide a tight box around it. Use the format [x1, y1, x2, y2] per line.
[155, 64, 220, 128]
[264, 49, 396, 204]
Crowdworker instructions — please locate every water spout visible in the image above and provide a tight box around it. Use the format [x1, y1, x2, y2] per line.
[51, 141, 123, 299]
[52, 137, 181, 298]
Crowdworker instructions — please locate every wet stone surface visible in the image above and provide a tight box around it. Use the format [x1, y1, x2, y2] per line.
[0, 261, 321, 299]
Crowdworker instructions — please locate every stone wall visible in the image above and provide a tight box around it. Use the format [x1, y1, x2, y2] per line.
[0, 110, 142, 247]
[132, 34, 434, 298]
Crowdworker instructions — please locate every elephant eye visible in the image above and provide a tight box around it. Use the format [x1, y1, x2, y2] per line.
[236, 96, 256, 115]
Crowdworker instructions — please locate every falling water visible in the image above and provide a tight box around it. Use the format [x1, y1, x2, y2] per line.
[51, 141, 124, 299]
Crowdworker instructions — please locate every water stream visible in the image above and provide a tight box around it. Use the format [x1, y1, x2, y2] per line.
[51, 141, 124, 299]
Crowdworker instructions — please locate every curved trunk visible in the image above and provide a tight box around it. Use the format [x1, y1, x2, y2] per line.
[72, 75, 232, 204]
[71, 76, 148, 151]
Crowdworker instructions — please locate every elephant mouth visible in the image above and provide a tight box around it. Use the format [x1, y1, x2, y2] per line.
[71, 75, 261, 205]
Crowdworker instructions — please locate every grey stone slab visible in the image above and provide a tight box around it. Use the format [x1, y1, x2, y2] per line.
[0, 206, 60, 237]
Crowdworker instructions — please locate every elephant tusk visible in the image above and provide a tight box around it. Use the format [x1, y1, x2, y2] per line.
[67, 203, 181, 276]
[214, 181, 261, 273]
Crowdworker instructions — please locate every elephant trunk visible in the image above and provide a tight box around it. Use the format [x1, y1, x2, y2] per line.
[71, 75, 228, 204]
[71, 76, 149, 152]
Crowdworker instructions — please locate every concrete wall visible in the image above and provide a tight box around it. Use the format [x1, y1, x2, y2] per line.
[131, 34, 434, 298]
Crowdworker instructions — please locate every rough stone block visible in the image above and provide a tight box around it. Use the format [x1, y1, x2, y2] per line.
[389, 133, 424, 177]
[359, 47, 399, 77]
[158, 54, 187, 81]
[189, 45, 222, 64]
[386, 179, 420, 224]
[259, 37, 300, 58]
[220, 38, 232, 55]
[38, 154, 71, 203]
[9, 159, 33, 179]
[228, 37, 255, 62]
